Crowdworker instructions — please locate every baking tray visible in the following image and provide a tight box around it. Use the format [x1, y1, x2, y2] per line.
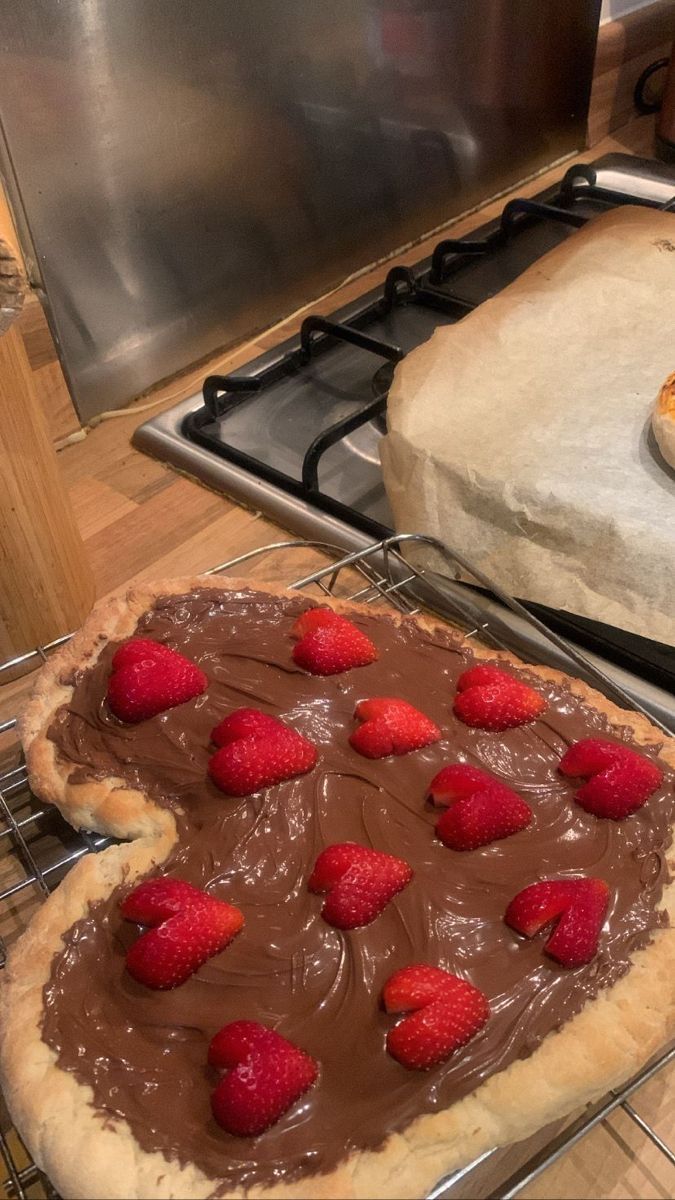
[1, 534, 674, 1199]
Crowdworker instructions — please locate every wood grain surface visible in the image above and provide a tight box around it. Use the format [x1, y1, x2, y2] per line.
[589, 0, 675, 145]
[0, 189, 80, 447]
[0, 243, 95, 660]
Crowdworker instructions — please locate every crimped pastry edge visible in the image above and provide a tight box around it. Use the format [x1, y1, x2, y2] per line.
[2, 576, 674, 1200]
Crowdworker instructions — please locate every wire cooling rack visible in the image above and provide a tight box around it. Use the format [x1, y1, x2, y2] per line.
[1, 534, 674, 1200]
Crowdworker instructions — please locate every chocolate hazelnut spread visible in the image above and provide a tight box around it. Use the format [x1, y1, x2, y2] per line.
[42, 589, 674, 1191]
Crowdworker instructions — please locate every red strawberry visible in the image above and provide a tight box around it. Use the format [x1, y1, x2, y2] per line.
[209, 729, 316, 796]
[455, 664, 518, 692]
[350, 698, 441, 759]
[559, 737, 662, 820]
[120, 877, 209, 925]
[290, 607, 347, 639]
[209, 1019, 284, 1068]
[307, 841, 373, 891]
[432, 765, 531, 851]
[559, 738, 627, 777]
[383, 964, 490, 1070]
[505, 880, 578, 937]
[210, 1021, 318, 1136]
[575, 763, 662, 820]
[125, 897, 244, 989]
[383, 963, 467, 1011]
[107, 640, 207, 723]
[427, 763, 494, 807]
[453, 665, 546, 731]
[308, 842, 412, 929]
[211, 707, 286, 748]
[292, 610, 377, 676]
[111, 638, 176, 671]
[505, 878, 610, 967]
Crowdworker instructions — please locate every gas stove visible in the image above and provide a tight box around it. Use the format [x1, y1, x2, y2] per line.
[135, 152, 675, 722]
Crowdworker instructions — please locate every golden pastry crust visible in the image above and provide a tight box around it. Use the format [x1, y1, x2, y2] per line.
[3, 577, 675, 1200]
[653, 370, 675, 470]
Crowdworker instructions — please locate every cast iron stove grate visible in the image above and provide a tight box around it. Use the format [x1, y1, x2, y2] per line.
[171, 154, 675, 695]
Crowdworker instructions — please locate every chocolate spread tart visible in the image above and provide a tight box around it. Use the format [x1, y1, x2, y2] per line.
[1, 576, 674, 1200]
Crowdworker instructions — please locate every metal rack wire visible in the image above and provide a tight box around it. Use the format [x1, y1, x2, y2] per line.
[1, 534, 673, 1200]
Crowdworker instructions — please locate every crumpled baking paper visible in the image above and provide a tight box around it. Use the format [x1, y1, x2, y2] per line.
[381, 207, 675, 646]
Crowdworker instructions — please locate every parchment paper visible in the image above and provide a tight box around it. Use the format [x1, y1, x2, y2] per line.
[381, 207, 675, 646]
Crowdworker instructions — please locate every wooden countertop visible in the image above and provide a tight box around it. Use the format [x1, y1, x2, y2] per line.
[3, 112, 675, 1200]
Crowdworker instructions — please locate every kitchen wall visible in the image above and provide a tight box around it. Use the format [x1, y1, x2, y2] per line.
[0, 1, 601, 422]
[600, 0, 657, 20]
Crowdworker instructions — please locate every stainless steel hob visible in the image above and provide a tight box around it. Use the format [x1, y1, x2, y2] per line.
[135, 152, 675, 725]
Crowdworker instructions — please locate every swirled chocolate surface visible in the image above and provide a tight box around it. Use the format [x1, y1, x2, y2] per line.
[42, 588, 674, 1190]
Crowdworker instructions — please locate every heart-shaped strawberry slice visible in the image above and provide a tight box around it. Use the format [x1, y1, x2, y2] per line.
[107, 638, 207, 723]
[427, 762, 493, 807]
[383, 964, 490, 1070]
[208, 707, 317, 796]
[290, 608, 347, 639]
[122, 877, 244, 989]
[111, 638, 176, 671]
[430, 763, 532, 850]
[308, 842, 412, 929]
[120, 877, 210, 925]
[559, 737, 663, 819]
[505, 877, 610, 967]
[209, 1020, 318, 1136]
[291, 608, 378, 676]
[453, 664, 546, 731]
[349, 697, 441, 758]
[210, 707, 287, 747]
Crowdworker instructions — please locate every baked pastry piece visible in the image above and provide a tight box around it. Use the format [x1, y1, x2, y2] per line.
[1, 578, 674, 1200]
[653, 370, 675, 470]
